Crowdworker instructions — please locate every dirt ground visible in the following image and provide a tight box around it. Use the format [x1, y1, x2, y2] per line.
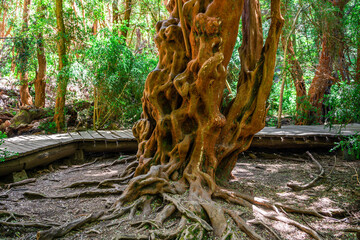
[0, 150, 359, 240]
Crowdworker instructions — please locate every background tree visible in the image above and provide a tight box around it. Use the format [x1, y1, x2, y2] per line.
[18, 0, 33, 107]
[34, 1, 47, 108]
[54, 0, 69, 131]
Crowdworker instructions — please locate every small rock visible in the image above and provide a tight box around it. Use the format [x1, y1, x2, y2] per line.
[48, 164, 54, 171]
[12, 170, 28, 182]
[59, 166, 68, 169]
[248, 153, 257, 159]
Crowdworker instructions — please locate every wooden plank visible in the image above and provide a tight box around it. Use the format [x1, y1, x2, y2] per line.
[77, 131, 95, 141]
[45, 133, 74, 144]
[107, 131, 125, 140]
[87, 130, 106, 141]
[67, 131, 84, 141]
[14, 136, 55, 149]
[122, 129, 134, 138]
[1, 141, 37, 154]
[96, 131, 119, 140]
[0, 141, 29, 154]
[112, 130, 134, 139]
[110, 130, 127, 139]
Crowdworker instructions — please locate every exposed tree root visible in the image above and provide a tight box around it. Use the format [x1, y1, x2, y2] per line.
[252, 205, 322, 240]
[0, 210, 28, 218]
[63, 180, 101, 188]
[24, 187, 125, 199]
[162, 193, 213, 232]
[5, 178, 37, 189]
[36, 211, 104, 240]
[224, 209, 264, 240]
[287, 151, 325, 191]
[99, 155, 137, 169]
[0, 220, 58, 228]
[8, 154, 346, 239]
[72, 157, 102, 169]
[248, 219, 282, 240]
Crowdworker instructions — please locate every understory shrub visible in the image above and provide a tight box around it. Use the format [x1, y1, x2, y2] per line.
[85, 30, 157, 128]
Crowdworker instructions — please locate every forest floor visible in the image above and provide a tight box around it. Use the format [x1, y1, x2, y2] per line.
[0, 150, 359, 240]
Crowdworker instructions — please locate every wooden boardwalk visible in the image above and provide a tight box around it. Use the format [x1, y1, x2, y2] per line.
[0, 124, 359, 176]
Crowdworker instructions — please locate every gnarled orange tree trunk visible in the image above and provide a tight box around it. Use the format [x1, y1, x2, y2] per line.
[119, 0, 283, 227]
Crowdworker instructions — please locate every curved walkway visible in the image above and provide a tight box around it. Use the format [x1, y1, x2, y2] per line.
[0, 124, 359, 176]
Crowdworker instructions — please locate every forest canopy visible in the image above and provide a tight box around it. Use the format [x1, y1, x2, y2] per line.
[0, 0, 359, 134]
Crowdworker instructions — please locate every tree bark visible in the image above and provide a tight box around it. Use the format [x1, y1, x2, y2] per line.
[120, 0, 132, 40]
[306, 0, 349, 123]
[356, 36, 360, 83]
[34, 3, 47, 108]
[54, 0, 69, 131]
[112, 0, 120, 26]
[120, 0, 283, 209]
[308, 35, 333, 123]
[19, 0, 33, 107]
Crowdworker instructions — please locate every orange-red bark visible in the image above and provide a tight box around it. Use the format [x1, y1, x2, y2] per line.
[34, 4, 47, 108]
[120, 0, 283, 209]
[54, 0, 69, 131]
[19, 0, 33, 107]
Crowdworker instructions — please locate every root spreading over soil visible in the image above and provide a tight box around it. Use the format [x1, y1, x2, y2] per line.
[0, 151, 359, 239]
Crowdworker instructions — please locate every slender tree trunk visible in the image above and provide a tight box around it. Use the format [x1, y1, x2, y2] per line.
[0, 7, 6, 37]
[284, 39, 306, 104]
[19, 0, 33, 107]
[308, 34, 333, 122]
[112, 0, 120, 27]
[54, 0, 69, 131]
[34, 3, 47, 108]
[356, 37, 360, 83]
[120, 0, 132, 39]
[283, 38, 307, 124]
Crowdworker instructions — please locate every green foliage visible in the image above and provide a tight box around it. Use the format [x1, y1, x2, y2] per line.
[39, 121, 57, 134]
[0, 132, 18, 162]
[295, 96, 318, 124]
[331, 133, 360, 160]
[267, 79, 297, 117]
[325, 82, 360, 128]
[84, 29, 157, 127]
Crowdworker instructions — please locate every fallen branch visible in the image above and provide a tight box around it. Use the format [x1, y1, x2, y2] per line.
[287, 151, 325, 191]
[343, 228, 360, 233]
[5, 178, 36, 189]
[37, 211, 104, 240]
